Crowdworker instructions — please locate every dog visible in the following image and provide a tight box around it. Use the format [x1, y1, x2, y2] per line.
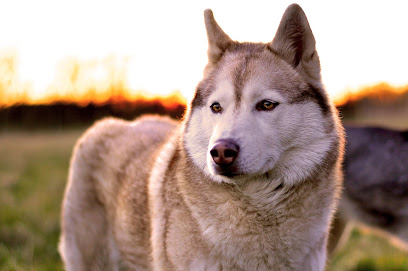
[59, 4, 344, 270]
[329, 126, 408, 254]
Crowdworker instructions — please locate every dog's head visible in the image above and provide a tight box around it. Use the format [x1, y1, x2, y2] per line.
[184, 4, 339, 184]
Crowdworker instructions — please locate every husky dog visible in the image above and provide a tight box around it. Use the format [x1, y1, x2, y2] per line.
[329, 126, 408, 254]
[59, 4, 344, 270]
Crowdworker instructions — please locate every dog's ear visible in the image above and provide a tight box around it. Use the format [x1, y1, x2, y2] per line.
[269, 4, 321, 83]
[204, 9, 233, 64]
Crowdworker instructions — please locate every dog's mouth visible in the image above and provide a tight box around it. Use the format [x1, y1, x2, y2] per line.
[212, 164, 265, 180]
[219, 171, 240, 178]
[212, 164, 277, 182]
[212, 164, 241, 178]
[208, 147, 278, 180]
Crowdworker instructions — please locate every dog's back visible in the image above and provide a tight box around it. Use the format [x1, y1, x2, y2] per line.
[59, 116, 177, 270]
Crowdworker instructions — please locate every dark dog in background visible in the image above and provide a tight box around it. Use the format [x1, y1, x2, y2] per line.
[329, 126, 408, 253]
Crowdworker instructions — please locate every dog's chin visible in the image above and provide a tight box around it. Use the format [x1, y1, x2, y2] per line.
[209, 173, 242, 184]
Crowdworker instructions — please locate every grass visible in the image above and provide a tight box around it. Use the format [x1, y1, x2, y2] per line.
[0, 129, 83, 271]
[0, 128, 407, 270]
[330, 228, 408, 271]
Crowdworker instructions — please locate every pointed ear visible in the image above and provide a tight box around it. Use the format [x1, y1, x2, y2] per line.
[204, 9, 233, 64]
[269, 4, 321, 82]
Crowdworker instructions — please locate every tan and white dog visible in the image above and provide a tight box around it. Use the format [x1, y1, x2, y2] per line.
[59, 4, 344, 270]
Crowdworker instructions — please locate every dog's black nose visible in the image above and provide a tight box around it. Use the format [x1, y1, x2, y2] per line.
[210, 139, 239, 165]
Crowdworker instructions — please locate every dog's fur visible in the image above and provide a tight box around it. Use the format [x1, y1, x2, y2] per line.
[329, 126, 408, 254]
[59, 4, 344, 270]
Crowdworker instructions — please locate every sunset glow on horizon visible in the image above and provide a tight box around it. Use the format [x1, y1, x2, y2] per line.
[1, 0, 408, 106]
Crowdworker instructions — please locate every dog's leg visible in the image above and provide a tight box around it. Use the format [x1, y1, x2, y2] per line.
[327, 211, 351, 256]
[59, 146, 119, 271]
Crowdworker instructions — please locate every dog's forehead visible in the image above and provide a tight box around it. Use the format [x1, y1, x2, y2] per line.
[220, 48, 305, 96]
[193, 44, 308, 107]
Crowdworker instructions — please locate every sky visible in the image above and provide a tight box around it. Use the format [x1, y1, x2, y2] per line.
[1, 0, 408, 103]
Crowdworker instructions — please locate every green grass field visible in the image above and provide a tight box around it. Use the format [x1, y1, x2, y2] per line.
[0, 128, 407, 270]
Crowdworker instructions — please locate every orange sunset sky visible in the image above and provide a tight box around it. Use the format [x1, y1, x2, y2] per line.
[0, 0, 407, 105]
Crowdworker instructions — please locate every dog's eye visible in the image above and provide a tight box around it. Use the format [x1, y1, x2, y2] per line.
[256, 100, 279, 111]
[210, 102, 223, 113]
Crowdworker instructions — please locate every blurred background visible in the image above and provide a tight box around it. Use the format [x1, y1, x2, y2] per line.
[0, 0, 407, 270]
